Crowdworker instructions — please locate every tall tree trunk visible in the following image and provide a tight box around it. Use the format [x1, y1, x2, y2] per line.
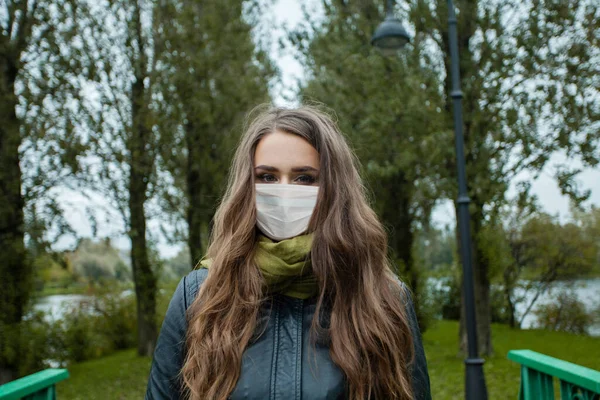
[0, 52, 29, 384]
[380, 172, 422, 327]
[128, 177, 157, 356]
[503, 267, 517, 328]
[185, 121, 203, 268]
[129, 66, 157, 356]
[472, 228, 492, 355]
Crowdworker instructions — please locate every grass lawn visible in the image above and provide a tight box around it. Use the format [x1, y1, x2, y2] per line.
[56, 320, 600, 399]
[57, 349, 152, 400]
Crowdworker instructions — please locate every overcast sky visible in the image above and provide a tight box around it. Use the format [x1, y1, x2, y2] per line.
[55, 0, 600, 258]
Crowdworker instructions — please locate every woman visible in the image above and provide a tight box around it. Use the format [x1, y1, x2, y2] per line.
[145, 106, 431, 400]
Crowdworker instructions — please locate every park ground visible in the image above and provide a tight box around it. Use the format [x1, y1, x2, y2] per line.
[56, 320, 600, 399]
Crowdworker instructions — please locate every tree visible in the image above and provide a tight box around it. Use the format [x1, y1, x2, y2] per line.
[517, 216, 596, 324]
[67, 238, 129, 281]
[411, 0, 599, 355]
[291, 1, 446, 327]
[534, 290, 598, 335]
[480, 201, 597, 329]
[573, 205, 600, 275]
[153, 0, 275, 268]
[0, 0, 88, 382]
[76, 0, 161, 356]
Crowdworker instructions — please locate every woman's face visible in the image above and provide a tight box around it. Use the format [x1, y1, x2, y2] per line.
[254, 130, 320, 186]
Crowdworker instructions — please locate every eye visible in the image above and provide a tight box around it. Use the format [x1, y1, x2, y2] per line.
[257, 173, 277, 183]
[294, 175, 317, 185]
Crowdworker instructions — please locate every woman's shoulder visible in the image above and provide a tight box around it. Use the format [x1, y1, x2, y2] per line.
[178, 268, 209, 310]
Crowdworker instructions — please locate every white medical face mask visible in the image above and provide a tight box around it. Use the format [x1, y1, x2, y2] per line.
[255, 184, 319, 241]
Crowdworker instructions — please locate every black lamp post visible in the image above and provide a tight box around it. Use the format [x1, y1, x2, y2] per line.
[372, 1, 488, 399]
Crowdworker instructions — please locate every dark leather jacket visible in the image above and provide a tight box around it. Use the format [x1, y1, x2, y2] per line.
[145, 269, 431, 399]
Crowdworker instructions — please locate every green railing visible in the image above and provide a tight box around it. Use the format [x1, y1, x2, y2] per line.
[508, 349, 600, 400]
[0, 369, 69, 400]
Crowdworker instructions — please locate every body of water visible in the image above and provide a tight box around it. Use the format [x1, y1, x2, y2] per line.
[33, 294, 92, 321]
[32, 289, 135, 322]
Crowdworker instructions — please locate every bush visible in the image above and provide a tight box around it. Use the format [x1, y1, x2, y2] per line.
[93, 291, 137, 350]
[11, 280, 180, 378]
[1, 310, 72, 377]
[426, 274, 511, 325]
[534, 290, 597, 335]
[427, 275, 461, 321]
[51, 301, 113, 363]
[490, 285, 510, 324]
[11, 313, 56, 376]
[14, 289, 139, 373]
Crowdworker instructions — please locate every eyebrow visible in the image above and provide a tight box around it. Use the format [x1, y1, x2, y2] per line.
[254, 165, 319, 173]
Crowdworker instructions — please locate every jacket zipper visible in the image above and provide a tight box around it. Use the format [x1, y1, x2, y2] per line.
[269, 298, 281, 400]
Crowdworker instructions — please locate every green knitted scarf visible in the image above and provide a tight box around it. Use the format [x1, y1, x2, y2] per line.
[198, 233, 317, 299]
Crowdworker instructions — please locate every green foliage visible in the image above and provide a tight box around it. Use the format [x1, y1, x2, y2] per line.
[40, 292, 137, 365]
[1, 308, 100, 378]
[17, 314, 56, 377]
[33, 238, 130, 286]
[92, 292, 138, 351]
[54, 306, 112, 363]
[428, 274, 462, 321]
[4, 264, 178, 381]
[114, 261, 131, 282]
[10, 291, 140, 377]
[489, 285, 511, 325]
[6, 0, 92, 227]
[32, 253, 75, 292]
[153, 0, 276, 263]
[573, 205, 600, 276]
[494, 207, 599, 327]
[522, 216, 597, 280]
[534, 290, 599, 335]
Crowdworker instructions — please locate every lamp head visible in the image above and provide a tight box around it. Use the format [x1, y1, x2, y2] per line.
[371, 14, 410, 53]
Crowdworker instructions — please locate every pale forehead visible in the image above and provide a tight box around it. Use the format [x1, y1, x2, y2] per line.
[254, 130, 320, 169]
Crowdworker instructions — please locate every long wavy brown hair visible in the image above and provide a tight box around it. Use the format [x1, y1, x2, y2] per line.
[182, 105, 415, 399]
